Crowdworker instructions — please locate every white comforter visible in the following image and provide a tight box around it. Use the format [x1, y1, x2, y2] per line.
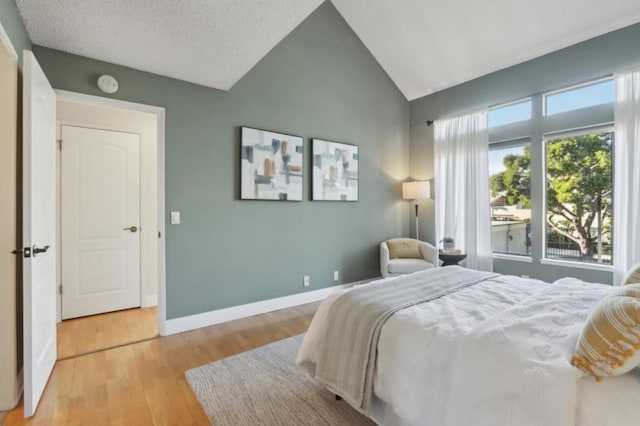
[297, 273, 640, 426]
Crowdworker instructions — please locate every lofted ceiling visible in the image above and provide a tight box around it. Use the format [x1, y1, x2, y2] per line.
[15, 0, 323, 90]
[15, 0, 640, 100]
[330, 0, 640, 99]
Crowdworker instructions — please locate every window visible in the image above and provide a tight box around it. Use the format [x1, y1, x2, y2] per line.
[486, 76, 614, 269]
[544, 78, 614, 116]
[489, 99, 532, 127]
[544, 129, 613, 264]
[489, 140, 532, 256]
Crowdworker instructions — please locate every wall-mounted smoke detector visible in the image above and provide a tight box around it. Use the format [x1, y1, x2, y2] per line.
[97, 74, 118, 94]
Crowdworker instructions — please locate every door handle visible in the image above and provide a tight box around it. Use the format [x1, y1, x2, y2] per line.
[11, 247, 31, 258]
[32, 245, 50, 258]
[123, 226, 138, 233]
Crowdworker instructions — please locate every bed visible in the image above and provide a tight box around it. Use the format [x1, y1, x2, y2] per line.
[296, 266, 640, 426]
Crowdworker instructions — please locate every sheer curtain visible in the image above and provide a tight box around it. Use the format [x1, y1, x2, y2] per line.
[434, 109, 493, 271]
[613, 69, 640, 285]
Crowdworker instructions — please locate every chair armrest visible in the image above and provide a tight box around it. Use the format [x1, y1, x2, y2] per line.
[418, 241, 438, 267]
[622, 261, 640, 285]
[380, 242, 390, 278]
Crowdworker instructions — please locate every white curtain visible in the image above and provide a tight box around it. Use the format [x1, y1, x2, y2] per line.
[434, 109, 493, 271]
[613, 69, 640, 285]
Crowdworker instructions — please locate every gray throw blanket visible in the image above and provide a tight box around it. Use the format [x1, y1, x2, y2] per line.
[314, 266, 498, 414]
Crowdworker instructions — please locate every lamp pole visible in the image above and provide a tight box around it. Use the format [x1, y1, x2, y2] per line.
[402, 180, 430, 242]
[414, 200, 420, 240]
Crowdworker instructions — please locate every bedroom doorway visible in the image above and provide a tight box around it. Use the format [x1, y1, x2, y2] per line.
[54, 92, 166, 359]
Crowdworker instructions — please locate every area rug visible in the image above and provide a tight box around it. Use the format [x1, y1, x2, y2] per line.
[185, 334, 374, 426]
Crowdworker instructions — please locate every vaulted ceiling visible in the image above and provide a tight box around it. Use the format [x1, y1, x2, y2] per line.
[16, 0, 640, 100]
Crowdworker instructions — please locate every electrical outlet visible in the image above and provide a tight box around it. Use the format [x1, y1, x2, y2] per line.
[170, 211, 181, 224]
[334, 270, 339, 281]
[303, 275, 310, 287]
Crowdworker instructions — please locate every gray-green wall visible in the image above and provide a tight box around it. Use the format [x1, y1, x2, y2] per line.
[409, 22, 640, 284]
[0, 0, 31, 63]
[33, 2, 410, 319]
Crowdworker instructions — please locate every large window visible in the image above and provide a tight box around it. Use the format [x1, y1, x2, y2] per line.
[489, 141, 532, 256]
[544, 129, 613, 264]
[487, 76, 614, 268]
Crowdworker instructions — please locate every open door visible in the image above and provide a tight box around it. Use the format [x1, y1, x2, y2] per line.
[22, 50, 57, 417]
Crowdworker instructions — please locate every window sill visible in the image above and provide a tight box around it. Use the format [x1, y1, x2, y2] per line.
[492, 253, 533, 263]
[539, 258, 613, 272]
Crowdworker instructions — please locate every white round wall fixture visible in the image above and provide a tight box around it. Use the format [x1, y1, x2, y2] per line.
[97, 74, 119, 94]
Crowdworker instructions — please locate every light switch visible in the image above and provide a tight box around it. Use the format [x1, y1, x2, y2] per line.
[170, 211, 181, 224]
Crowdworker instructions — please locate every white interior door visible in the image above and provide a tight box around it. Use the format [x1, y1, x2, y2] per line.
[61, 125, 141, 319]
[23, 50, 57, 418]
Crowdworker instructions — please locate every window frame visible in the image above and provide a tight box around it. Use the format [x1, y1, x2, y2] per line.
[488, 97, 533, 128]
[543, 76, 614, 117]
[486, 76, 615, 273]
[541, 124, 614, 266]
[488, 137, 532, 258]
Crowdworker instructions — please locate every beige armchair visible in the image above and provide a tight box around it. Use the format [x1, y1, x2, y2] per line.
[621, 262, 640, 285]
[380, 238, 438, 278]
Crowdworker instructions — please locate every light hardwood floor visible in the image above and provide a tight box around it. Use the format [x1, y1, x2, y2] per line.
[57, 307, 158, 359]
[4, 302, 320, 425]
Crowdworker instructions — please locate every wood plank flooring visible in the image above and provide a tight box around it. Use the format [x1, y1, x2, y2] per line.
[57, 307, 158, 359]
[4, 302, 319, 425]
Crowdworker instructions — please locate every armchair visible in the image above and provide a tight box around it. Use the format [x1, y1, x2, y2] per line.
[380, 238, 438, 278]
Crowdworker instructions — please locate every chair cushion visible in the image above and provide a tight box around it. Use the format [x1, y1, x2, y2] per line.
[387, 239, 422, 259]
[571, 284, 640, 380]
[388, 258, 434, 274]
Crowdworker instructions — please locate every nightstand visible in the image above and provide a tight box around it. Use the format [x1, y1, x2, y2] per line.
[438, 252, 467, 266]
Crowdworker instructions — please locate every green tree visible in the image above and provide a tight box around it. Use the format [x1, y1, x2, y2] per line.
[490, 146, 531, 208]
[545, 132, 612, 259]
[489, 133, 612, 260]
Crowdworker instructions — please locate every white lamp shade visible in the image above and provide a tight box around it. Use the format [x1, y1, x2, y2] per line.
[402, 181, 431, 200]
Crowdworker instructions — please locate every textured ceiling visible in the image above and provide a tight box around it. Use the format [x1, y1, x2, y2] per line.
[15, 0, 640, 100]
[15, 0, 323, 90]
[331, 0, 640, 100]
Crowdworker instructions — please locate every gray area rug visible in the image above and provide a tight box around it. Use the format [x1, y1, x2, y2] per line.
[185, 334, 374, 425]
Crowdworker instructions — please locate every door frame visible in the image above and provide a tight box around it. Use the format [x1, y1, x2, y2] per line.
[0, 18, 21, 411]
[54, 90, 167, 336]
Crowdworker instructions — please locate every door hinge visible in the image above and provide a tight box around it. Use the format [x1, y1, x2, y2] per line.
[57, 139, 62, 150]
[59, 284, 62, 295]
[158, 231, 161, 238]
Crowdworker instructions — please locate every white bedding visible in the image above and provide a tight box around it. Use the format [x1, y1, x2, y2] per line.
[297, 273, 640, 425]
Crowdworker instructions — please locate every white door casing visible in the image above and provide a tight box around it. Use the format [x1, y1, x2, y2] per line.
[23, 50, 57, 418]
[61, 125, 141, 319]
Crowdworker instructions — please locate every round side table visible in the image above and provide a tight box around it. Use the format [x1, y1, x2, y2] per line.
[439, 252, 467, 266]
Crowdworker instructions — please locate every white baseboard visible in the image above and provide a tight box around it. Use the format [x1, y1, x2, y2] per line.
[142, 294, 158, 308]
[164, 278, 379, 336]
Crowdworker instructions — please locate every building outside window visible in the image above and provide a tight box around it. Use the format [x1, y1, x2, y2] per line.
[489, 141, 531, 256]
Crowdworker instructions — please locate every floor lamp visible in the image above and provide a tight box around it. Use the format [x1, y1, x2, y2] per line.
[402, 181, 431, 240]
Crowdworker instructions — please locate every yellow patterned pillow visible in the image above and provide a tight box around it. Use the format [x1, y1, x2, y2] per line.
[571, 284, 640, 380]
[386, 239, 422, 259]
